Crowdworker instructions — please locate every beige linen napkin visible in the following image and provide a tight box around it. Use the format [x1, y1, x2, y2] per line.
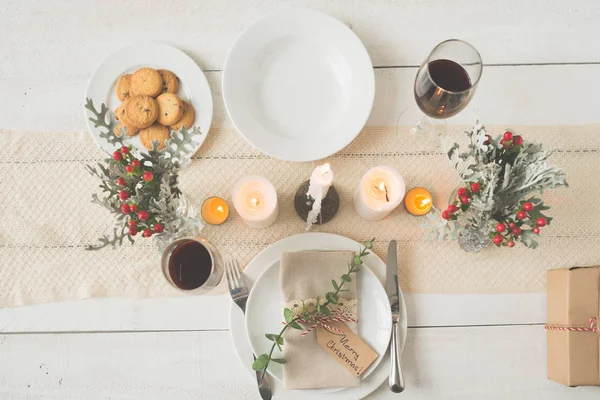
[280, 251, 360, 389]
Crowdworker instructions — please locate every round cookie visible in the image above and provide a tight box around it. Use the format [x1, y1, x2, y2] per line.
[140, 123, 170, 150]
[114, 101, 133, 125]
[130, 67, 163, 97]
[170, 101, 196, 131]
[125, 95, 159, 129]
[113, 121, 139, 137]
[115, 74, 132, 101]
[158, 69, 179, 94]
[156, 93, 183, 126]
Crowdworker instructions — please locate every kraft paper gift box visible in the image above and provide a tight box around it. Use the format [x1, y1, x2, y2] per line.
[546, 266, 599, 387]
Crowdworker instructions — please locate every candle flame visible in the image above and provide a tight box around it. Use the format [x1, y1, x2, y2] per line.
[250, 197, 259, 207]
[420, 198, 431, 207]
[216, 205, 224, 213]
[378, 181, 386, 191]
[321, 163, 331, 176]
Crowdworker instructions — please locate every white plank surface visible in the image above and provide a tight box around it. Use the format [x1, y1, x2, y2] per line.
[1, 0, 599, 73]
[1, 326, 598, 399]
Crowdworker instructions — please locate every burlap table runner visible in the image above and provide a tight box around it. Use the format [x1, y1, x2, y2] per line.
[1, 125, 598, 307]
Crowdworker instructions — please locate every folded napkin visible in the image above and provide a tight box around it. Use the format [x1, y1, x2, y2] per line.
[280, 251, 359, 389]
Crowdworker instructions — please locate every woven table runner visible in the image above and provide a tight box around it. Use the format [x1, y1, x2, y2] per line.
[1, 125, 598, 307]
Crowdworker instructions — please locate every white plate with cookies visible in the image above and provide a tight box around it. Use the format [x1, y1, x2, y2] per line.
[85, 42, 212, 156]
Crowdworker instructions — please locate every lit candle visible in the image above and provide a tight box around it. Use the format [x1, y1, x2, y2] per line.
[201, 197, 230, 225]
[306, 163, 333, 229]
[404, 187, 433, 216]
[232, 175, 279, 228]
[353, 166, 405, 221]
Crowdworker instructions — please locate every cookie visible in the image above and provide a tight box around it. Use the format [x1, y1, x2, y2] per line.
[170, 101, 196, 131]
[156, 93, 183, 126]
[125, 95, 159, 129]
[114, 102, 132, 125]
[140, 123, 170, 150]
[130, 67, 163, 97]
[115, 74, 132, 101]
[113, 120, 139, 137]
[158, 69, 179, 94]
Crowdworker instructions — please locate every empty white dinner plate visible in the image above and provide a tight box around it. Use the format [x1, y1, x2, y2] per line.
[222, 10, 375, 162]
[85, 42, 213, 156]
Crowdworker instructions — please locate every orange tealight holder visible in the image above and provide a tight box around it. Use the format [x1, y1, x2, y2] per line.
[404, 187, 433, 216]
[201, 197, 230, 225]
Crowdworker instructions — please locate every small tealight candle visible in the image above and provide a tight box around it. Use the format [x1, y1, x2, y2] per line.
[201, 197, 230, 225]
[404, 187, 433, 216]
[232, 175, 279, 228]
[353, 166, 406, 221]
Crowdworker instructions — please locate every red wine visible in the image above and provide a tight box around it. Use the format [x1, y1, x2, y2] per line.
[168, 241, 213, 290]
[415, 59, 473, 119]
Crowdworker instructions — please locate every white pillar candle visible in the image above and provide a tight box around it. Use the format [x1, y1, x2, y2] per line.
[353, 166, 406, 221]
[232, 175, 279, 228]
[306, 163, 333, 228]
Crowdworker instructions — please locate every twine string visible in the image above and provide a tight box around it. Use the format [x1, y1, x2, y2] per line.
[544, 316, 598, 333]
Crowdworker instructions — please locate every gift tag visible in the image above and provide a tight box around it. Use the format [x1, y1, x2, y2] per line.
[316, 321, 379, 377]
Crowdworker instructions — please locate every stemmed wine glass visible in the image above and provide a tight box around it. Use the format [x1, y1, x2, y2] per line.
[397, 39, 483, 138]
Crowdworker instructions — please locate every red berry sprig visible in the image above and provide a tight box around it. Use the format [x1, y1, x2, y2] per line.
[489, 198, 552, 248]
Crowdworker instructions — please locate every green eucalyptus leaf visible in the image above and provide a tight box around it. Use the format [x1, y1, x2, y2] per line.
[326, 292, 338, 304]
[331, 280, 339, 290]
[271, 358, 287, 364]
[342, 274, 352, 283]
[283, 308, 294, 324]
[289, 321, 303, 330]
[252, 354, 269, 371]
[320, 306, 331, 316]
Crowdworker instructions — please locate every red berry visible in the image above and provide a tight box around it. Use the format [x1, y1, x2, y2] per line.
[533, 227, 540, 234]
[119, 190, 129, 201]
[509, 222, 516, 228]
[523, 202, 533, 212]
[537, 217, 547, 227]
[512, 226, 522, 235]
[125, 165, 134, 173]
[503, 131, 513, 141]
[483, 135, 491, 145]
[496, 223, 506, 233]
[131, 159, 141, 167]
[129, 226, 137, 236]
[112, 151, 122, 161]
[153, 223, 164, 233]
[121, 204, 131, 214]
[447, 204, 458, 213]
[493, 235, 503, 245]
[441, 210, 450, 220]
[116, 177, 126, 186]
[517, 211, 526, 220]
[143, 171, 154, 182]
[460, 196, 470, 205]
[512, 135, 523, 146]
[138, 210, 149, 221]
[507, 241, 515, 248]
[128, 219, 136, 227]
[121, 146, 129, 154]
[470, 182, 481, 193]
[457, 187, 468, 197]
[143, 229, 152, 238]
[129, 204, 138, 213]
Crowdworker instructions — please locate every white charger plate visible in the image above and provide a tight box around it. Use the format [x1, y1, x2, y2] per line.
[84, 42, 213, 156]
[222, 10, 375, 162]
[229, 233, 407, 400]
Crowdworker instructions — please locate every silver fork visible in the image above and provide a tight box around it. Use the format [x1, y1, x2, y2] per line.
[226, 259, 272, 400]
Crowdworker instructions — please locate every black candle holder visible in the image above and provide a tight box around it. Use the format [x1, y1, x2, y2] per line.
[294, 180, 340, 225]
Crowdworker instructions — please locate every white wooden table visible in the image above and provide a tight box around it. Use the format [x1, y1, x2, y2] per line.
[1, 1, 599, 398]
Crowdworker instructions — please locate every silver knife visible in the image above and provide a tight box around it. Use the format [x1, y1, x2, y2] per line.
[385, 240, 405, 393]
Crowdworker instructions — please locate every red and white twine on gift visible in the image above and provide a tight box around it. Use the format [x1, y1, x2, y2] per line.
[544, 316, 598, 333]
[297, 315, 358, 337]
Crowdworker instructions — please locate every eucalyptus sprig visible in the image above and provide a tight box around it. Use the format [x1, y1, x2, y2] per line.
[252, 239, 375, 379]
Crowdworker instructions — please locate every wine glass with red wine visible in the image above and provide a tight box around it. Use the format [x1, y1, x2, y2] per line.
[397, 39, 482, 138]
[161, 237, 224, 294]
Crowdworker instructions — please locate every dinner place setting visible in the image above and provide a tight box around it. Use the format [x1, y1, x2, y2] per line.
[1, 6, 600, 400]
